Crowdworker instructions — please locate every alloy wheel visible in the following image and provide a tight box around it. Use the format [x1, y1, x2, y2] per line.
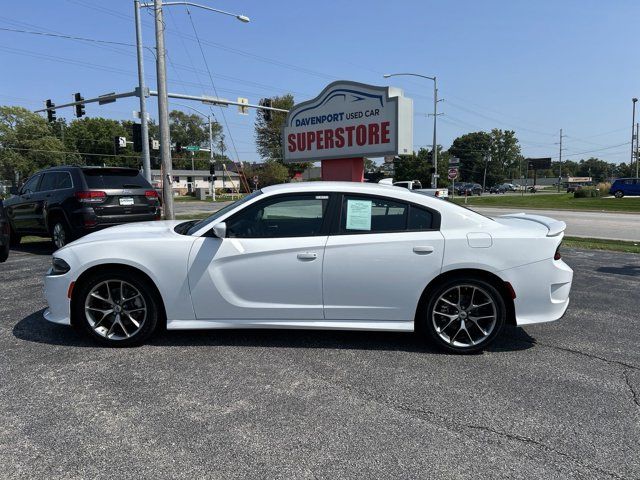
[84, 280, 147, 340]
[431, 284, 498, 348]
[52, 223, 66, 249]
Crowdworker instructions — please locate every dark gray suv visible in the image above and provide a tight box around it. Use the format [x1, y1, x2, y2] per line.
[4, 166, 161, 249]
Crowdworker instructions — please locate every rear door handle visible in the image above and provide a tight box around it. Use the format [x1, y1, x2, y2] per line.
[297, 252, 318, 261]
[413, 246, 434, 255]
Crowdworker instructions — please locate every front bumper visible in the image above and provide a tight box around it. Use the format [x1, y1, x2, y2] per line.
[500, 257, 573, 325]
[43, 270, 72, 326]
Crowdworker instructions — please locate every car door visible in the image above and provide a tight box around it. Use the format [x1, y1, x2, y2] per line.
[10, 174, 42, 233]
[187, 193, 333, 321]
[323, 194, 445, 321]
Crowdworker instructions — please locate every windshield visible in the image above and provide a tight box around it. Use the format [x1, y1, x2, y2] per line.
[185, 190, 263, 235]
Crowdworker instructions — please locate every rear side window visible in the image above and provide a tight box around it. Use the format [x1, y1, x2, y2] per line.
[340, 195, 438, 234]
[82, 169, 151, 189]
[40, 172, 72, 191]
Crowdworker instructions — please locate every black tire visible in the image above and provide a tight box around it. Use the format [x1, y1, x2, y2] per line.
[417, 276, 506, 354]
[9, 226, 21, 247]
[0, 243, 8, 262]
[72, 269, 159, 347]
[614, 190, 624, 198]
[50, 217, 74, 249]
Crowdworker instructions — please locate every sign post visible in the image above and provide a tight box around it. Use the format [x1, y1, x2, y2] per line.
[283, 81, 413, 181]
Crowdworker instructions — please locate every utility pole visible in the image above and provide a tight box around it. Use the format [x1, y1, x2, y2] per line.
[636, 123, 639, 178]
[431, 78, 438, 188]
[134, 0, 152, 183]
[632, 98, 638, 168]
[153, 0, 174, 220]
[209, 118, 215, 201]
[557, 128, 563, 192]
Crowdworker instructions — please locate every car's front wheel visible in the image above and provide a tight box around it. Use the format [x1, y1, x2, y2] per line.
[419, 277, 506, 354]
[73, 270, 159, 347]
[614, 190, 624, 198]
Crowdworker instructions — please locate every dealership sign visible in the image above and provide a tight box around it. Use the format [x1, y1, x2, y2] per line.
[282, 81, 413, 163]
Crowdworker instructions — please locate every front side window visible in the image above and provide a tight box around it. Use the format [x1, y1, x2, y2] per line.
[22, 175, 41, 194]
[227, 194, 329, 238]
[39, 173, 58, 192]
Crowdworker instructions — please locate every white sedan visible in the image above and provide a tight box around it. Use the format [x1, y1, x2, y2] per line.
[43, 182, 573, 353]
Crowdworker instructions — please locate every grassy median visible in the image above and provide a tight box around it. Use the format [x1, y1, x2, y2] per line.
[451, 193, 640, 213]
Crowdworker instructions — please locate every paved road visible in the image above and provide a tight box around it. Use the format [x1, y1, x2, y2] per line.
[1, 244, 639, 479]
[470, 207, 640, 242]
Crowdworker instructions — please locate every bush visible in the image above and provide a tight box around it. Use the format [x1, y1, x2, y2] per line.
[596, 182, 611, 196]
[574, 187, 600, 198]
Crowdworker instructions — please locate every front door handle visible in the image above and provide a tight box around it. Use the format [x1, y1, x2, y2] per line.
[297, 252, 318, 261]
[413, 246, 434, 255]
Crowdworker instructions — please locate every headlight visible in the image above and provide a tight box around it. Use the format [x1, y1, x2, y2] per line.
[50, 257, 71, 275]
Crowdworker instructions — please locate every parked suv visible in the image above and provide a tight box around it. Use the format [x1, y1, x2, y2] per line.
[0, 200, 9, 262]
[609, 178, 640, 198]
[4, 166, 161, 249]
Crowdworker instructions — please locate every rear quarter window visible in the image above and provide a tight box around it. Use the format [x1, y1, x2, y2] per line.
[82, 169, 151, 189]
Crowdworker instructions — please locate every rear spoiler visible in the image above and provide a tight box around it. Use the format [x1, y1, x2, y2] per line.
[500, 213, 566, 237]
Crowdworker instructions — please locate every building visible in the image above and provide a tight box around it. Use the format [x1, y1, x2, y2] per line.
[151, 169, 242, 195]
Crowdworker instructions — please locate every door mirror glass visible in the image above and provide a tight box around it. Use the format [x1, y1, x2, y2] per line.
[212, 222, 226, 239]
[9, 186, 19, 195]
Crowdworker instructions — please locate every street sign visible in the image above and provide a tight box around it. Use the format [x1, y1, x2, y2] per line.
[448, 167, 458, 180]
[527, 157, 552, 170]
[185, 145, 200, 152]
[151, 139, 160, 150]
[117, 137, 127, 148]
[449, 156, 460, 166]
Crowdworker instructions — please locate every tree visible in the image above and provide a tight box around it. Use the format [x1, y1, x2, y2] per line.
[488, 129, 522, 185]
[244, 161, 290, 187]
[169, 110, 223, 170]
[254, 94, 293, 162]
[0, 106, 69, 184]
[448, 131, 492, 184]
[65, 117, 129, 167]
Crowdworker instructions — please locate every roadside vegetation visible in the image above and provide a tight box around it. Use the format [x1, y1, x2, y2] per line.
[563, 236, 640, 254]
[452, 193, 640, 213]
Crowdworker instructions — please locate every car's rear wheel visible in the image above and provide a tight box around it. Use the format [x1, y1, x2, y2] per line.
[419, 277, 506, 354]
[50, 218, 72, 249]
[73, 270, 159, 347]
[0, 243, 8, 262]
[614, 190, 624, 198]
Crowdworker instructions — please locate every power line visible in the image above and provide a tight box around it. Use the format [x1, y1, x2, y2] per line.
[0, 26, 143, 48]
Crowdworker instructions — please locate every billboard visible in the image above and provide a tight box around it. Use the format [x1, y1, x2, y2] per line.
[282, 81, 413, 163]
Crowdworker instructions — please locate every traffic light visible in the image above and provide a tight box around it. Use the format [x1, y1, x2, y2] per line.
[114, 136, 126, 154]
[74, 93, 85, 118]
[175, 142, 182, 153]
[45, 99, 56, 123]
[209, 163, 216, 176]
[260, 98, 272, 122]
[429, 167, 436, 174]
[132, 123, 142, 152]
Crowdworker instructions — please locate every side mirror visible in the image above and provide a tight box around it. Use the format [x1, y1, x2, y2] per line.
[211, 222, 226, 239]
[9, 186, 19, 195]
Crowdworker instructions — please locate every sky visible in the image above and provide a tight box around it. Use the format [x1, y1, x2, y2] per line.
[1, 0, 639, 165]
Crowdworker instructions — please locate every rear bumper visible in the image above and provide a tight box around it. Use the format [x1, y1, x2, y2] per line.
[500, 258, 573, 325]
[70, 209, 161, 235]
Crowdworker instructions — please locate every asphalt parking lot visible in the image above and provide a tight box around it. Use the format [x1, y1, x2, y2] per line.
[1, 244, 639, 479]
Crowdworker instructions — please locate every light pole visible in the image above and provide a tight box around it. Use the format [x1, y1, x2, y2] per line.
[173, 102, 216, 200]
[138, 0, 249, 219]
[633, 98, 638, 175]
[384, 72, 440, 188]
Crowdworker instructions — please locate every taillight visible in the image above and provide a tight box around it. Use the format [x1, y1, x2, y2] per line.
[145, 190, 159, 199]
[75, 191, 106, 203]
[554, 243, 562, 261]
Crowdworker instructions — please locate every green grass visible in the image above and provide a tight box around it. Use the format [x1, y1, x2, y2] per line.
[175, 213, 210, 220]
[451, 193, 640, 213]
[564, 236, 640, 254]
